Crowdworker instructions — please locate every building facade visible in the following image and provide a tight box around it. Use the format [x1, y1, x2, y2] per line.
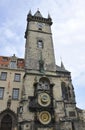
[0, 10, 85, 130]
[0, 55, 24, 130]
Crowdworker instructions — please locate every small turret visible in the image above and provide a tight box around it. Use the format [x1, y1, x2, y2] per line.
[28, 9, 32, 15]
[61, 61, 65, 70]
[48, 12, 52, 19]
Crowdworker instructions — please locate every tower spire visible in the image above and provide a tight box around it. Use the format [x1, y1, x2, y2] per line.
[60, 57, 65, 69]
[28, 9, 32, 15]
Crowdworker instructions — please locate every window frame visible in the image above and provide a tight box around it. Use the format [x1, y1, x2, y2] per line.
[0, 72, 7, 81]
[61, 82, 69, 100]
[10, 61, 17, 69]
[14, 73, 21, 82]
[37, 40, 43, 49]
[0, 87, 4, 99]
[12, 88, 19, 100]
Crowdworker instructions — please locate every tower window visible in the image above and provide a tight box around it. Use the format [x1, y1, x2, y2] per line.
[37, 40, 43, 49]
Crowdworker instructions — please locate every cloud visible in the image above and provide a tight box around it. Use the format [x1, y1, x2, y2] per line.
[0, 9, 25, 57]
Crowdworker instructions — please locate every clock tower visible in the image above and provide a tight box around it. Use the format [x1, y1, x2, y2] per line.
[19, 10, 78, 130]
[25, 10, 56, 73]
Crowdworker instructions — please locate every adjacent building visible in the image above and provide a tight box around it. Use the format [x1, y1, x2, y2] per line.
[0, 10, 85, 130]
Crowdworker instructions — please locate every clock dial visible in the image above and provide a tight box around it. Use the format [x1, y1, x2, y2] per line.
[38, 111, 51, 125]
[38, 93, 50, 107]
[37, 22, 43, 30]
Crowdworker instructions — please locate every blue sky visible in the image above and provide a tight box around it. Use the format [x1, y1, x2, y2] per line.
[0, 0, 85, 109]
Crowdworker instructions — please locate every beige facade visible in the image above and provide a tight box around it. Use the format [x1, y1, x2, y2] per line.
[0, 55, 24, 130]
[0, 10, 85, 130]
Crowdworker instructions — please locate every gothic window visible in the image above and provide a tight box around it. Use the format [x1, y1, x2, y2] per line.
[1, 72, 7, 80]
[12, 88, 19, 100]
[61, 82, 68, 100]
[37, 40, 43, 49]
[14, 73, 21, 82]
[68, 86, 71, 98]
[61, 82, 72, 100]
[69, 111, 76, 117]
[0, 87, 4, 99]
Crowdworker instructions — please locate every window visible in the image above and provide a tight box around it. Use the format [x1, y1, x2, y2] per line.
[14, 73, 21, 82]
[10, 61, 16, 69]
[2, 57, 8, 62]
[1, 72, 7, 80]
[37, 40, 43, 48]
[61, 82, 72, 100]
[61, 82, 68, 100]
[12, 88, 19, 100]
[69, 111, 76, 117]
[0, 88, 4, 99]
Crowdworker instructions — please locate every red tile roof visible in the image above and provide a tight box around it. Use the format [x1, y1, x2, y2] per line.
[0, 56, 24, 69]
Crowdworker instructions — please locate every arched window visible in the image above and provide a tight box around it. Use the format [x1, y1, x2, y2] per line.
[68, 86, 71, 98]
[38, 77, 50, 90]
[0, 109, 17, 130]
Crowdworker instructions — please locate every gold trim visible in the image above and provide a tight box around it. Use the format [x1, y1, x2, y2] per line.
[38, 111, 51, 125]
[38, 93, 51, 107]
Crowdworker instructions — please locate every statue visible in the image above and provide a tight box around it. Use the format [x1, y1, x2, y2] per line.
[7, 96, 11, 108]
[39, 51, 44, 73]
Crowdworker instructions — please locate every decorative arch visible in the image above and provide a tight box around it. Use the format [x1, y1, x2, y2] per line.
[0, 108, 18, 130]
[39, 77, 50, 84]
[38, 77, 50, 90]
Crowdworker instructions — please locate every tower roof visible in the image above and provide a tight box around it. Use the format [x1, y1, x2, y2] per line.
[56, 64, 70, 74]
[26, 10, 52, 25]
[34, 10, 43, 17]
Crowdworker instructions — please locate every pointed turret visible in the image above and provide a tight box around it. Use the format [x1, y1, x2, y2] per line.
[48, 13, 51, 19]
[28, 9, 32, 15]
[61, 61, 65, 70]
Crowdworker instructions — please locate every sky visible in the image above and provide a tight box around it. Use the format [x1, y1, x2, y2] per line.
[0, 0, 85, 109]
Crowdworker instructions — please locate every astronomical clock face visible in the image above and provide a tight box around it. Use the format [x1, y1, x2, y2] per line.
[38, 111, 51, 125]
[38, 93, 51, 107]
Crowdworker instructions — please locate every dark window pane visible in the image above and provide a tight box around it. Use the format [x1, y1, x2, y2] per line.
[69, 111, 76, 117]
[0, 88, 4, 99]
[1, 72, 7, 80]
[14, 74, 21, 82]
